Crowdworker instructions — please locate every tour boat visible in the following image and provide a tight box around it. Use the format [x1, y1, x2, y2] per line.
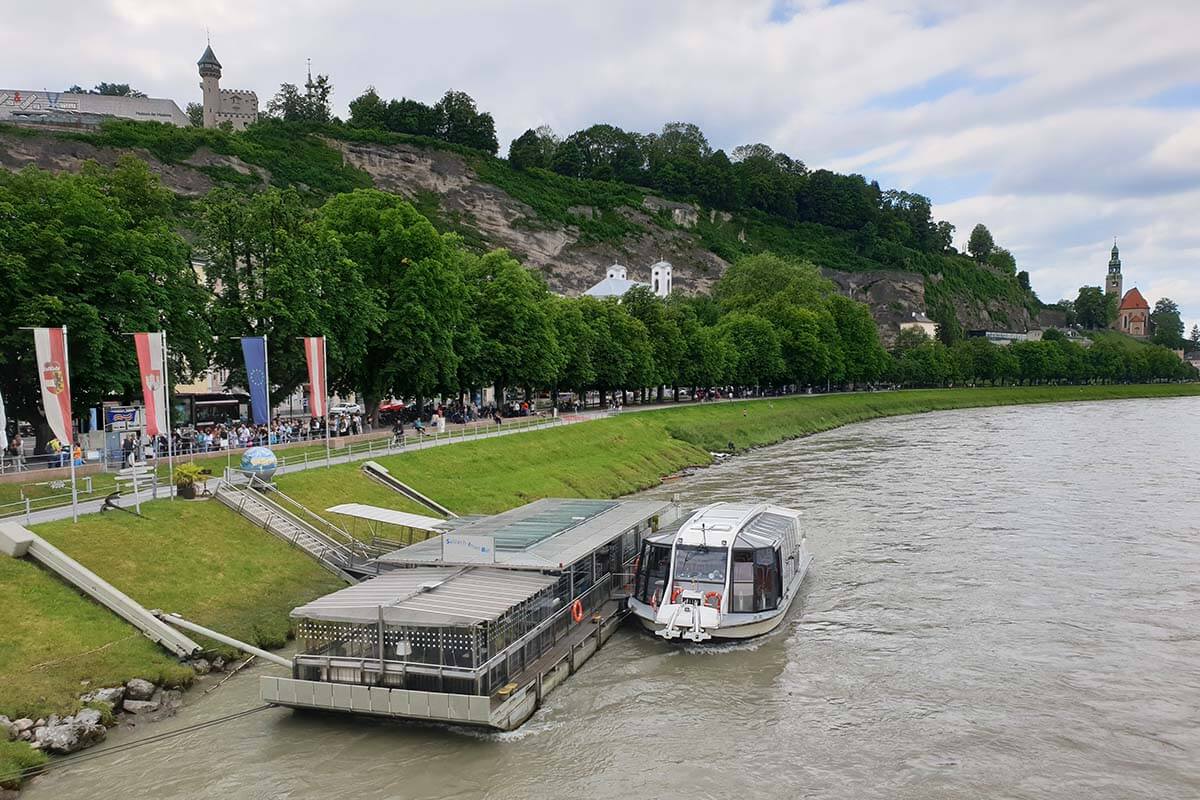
[628, 502, 810, 642]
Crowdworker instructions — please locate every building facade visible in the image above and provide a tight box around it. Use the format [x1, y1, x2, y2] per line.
[899, 311, 938, 340]
[198, 45, 258, 130]
[0, 88, 189, 127]
[1116, 287, 1150, 337]
[583, 261, 673, 299]
[1105, 241, 1123, 298]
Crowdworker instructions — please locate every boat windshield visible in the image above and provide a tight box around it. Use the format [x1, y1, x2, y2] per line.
[672, 545, 727, 587]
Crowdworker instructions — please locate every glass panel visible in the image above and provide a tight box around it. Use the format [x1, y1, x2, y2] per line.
[636, 543, 672, 604]
[671, 545, 728, 602]
[753, 547, 781, 612]
[731, 550, 755, 612]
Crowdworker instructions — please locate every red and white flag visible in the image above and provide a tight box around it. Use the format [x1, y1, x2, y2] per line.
[303, 336, 328, 418]
[133, 332, 168, 437]
[33, 327, 73, 445]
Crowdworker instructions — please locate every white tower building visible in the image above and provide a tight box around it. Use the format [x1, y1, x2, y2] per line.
[650, 260, 673, 298]
[606, 264, 627, 281]
[198, 44, 222, 129]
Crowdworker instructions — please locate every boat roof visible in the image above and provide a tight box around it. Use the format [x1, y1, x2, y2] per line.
[378, 497, 675, 569]
[290, 566, 559, 627]
[648, 502, 800, 549]
[325, 502, 449, 532]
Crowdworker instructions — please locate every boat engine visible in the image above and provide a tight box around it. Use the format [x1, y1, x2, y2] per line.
[654, 590, 719, 643]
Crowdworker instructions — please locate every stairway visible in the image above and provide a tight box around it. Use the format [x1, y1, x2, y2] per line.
[215, 480, 370, 583]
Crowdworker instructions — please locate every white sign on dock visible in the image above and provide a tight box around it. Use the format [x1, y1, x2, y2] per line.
[442, 534, 496, 563]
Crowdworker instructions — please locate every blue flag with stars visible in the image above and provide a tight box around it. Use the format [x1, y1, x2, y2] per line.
[241, 336, 269, 424]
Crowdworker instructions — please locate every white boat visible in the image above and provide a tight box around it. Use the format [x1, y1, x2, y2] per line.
[628, 502, 811, 642]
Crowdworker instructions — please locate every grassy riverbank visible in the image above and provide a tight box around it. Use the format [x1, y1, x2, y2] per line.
[2, 383, 1197, 787]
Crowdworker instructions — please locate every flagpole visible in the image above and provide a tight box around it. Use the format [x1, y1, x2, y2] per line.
[63, 325, 78, 523]
[263, 333, 271, 436]
[161, 330, 175, 498]
[323, 335, 331, 468]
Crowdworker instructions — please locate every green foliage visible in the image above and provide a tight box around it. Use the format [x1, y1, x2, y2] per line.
[1150, 297, 1184, 348]
[967, 223, 995, 262]
[1075, 285, 1118, 329]
[347, 88, 499, 154]
[173, 461, 206, 487]
[0, 740, 48, 789]
[266, 73, 334, 123]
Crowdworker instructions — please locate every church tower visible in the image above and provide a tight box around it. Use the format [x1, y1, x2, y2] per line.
[1105, 239, 1123, 297]
[198, 44, 222, 129]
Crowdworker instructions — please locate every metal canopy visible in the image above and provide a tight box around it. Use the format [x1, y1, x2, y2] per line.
[290, 566, 559, 627]
[325, 503, 449, 532]
[378, 498, 674, 570]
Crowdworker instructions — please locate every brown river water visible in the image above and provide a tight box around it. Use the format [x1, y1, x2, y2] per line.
[24, 397, 1200, 799]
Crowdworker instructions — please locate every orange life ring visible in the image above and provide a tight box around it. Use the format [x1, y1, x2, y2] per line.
[571, 599, 584, 623]
[704, 591, 722, 609]
[670, 586, 684, 604]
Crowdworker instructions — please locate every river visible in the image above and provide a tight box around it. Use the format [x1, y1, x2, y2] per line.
[25, 397, 1200, 799]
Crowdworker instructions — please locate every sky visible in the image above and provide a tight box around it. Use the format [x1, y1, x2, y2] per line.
[5, 0, 1198, 335]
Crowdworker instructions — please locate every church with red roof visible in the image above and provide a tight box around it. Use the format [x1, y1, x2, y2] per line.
[1104, 241, 1151, 338]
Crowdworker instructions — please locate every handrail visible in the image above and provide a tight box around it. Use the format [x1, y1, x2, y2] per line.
[246, 474, 370, 556]
[218, 478, 361, 566]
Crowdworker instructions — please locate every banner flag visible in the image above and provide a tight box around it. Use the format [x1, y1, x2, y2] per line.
[33, 327, 73, 445]
[0, 388, 8, 452]
[241, 336, 270, 425]
[133, 332, 168, 437]
[303, 337, 328, 418]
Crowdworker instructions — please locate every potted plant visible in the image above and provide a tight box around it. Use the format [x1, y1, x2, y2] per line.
[173, 462, 205, 500]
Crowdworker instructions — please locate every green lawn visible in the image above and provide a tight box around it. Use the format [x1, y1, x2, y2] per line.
[2, 499, 344, 722]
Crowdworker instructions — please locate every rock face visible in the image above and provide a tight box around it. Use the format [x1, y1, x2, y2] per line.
[80, 686, 125, 708]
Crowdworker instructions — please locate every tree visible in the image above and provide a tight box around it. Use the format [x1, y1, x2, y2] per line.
[67, 83, 146, 97]
[988, 247, 1016, 276]
[433, 91, 498, 154]
[717, 313, 784, 388]
[1189, 324, 1200, 353]
[828, 294, 889, 384]
[1017, 270, 1031, 292]
[967, 223, 995, 263]
[623, 285, 684, 400]
[561, 124, 644, 183]
[317, 189, 468, 418]
[929, 300, 964, 345]
[185, 102, 204, 127]
[1075, 286, 1117, 330]
[0, 160, 210, 448]
[347, 87, 389, 130]
[550, 138, 584, 177]
[195, 187, 377, 407]
[1150, 297, 1185, 349]
[267, 73, 333, 123]
[548, 296, 596, 399]
[508, 129, 546, 170]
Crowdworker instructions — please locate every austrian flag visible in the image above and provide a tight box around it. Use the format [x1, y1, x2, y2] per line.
[303, 336, 328, 418]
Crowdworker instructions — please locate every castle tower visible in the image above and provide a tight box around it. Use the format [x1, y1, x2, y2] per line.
[1105, 239, 1123, 297]
[650, 260, 673, 298]
[198, 44, 222, 129]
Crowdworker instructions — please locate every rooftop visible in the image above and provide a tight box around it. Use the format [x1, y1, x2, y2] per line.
[1119, 287, 1150, 310]
[291, 566, 559, 627]
[379, 497, 675, 569]
[583, 276, 646, 298]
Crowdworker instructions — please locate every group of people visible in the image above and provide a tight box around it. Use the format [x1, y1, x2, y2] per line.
[116, 413, 369, 462]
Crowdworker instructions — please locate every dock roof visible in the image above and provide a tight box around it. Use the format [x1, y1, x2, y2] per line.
[290, 566, 559, 627]
[325, 503, 449, 532]
[378, 498, 675, 570]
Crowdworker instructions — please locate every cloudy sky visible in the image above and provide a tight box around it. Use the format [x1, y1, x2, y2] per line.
[6, 0, 1198, 333]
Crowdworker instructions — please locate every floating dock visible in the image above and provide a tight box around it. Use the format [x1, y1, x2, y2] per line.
[261, 498, 679, 730]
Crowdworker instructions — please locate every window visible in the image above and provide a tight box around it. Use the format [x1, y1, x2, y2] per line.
[636, 542, 672, 604]
[671, 545, 728, 600]
[731, 550, 755, 612]
[753, 548, 781, 612]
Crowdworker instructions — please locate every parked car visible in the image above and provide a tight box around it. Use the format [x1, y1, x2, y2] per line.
[329, 401, 362, 415]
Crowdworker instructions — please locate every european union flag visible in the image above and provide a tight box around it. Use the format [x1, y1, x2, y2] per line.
[241, 336, 270, 425]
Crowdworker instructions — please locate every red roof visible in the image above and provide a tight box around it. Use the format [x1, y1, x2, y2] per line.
[1119, 287, 1149, 311]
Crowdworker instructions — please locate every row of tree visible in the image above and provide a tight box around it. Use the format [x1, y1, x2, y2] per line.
[1057, 287, 1192, 350]
[1, 161, 1192, 445]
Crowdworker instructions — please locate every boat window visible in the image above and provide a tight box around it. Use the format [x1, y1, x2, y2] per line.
[636, 542, 672, 605]
[671, 545, 728, 600]
[754, 547, 782, 612]
[731, 549, 755, 613]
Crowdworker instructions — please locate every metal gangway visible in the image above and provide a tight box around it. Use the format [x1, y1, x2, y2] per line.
[361, 460, 457, 518]
[214, 475, 383, 583]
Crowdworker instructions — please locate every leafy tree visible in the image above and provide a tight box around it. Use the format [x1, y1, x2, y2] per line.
[463, 249, 561, 399]
[508, 128, 546, 170]
[1150, 297, 1184, 349]
[550, 138, 584, 178]
[317, 189, 468, 416]
[1053, 299, 1077, 327]
[561, 124, 644, 183]
[988, 247, 1016, 276]
[548, 296, 596, 398]
[67, 83, 146, 97]
[1017, 270, 1031, 291]
[347, 87, 389, 130]
[623, 285, 685, 400]
[967, 223, 995, 263]
[1189, 324, 1200, 352]
[828, 294, 889, 384]
[386, 98, 438, 137]
[929, 299, 964, 345]
[433, 91, 499, 154]
[717, 313, 784, 388]
[0, 160, 210, 447]
[1075, 286, 1117, 329]
[185, 102, 204, 127]
[195, 187, 376, 406]
[267, 73, 334, 123]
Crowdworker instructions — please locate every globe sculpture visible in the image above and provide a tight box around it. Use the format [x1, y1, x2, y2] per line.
[240, 446, 278, 481]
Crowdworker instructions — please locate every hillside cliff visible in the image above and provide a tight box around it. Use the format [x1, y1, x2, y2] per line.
[0, 123, 1060, 340]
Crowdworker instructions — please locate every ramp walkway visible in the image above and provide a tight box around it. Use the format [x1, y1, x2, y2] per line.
[361, 460, 457, 518]
[214, 476, 379, 582]
[0, 521, 202, 658]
